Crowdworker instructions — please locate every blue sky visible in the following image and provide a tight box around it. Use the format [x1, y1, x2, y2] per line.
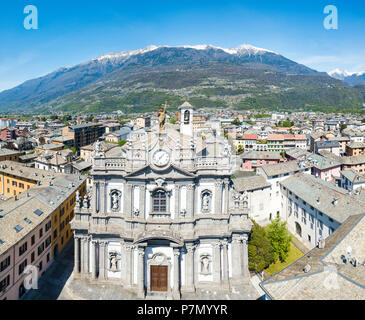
[0, 0, 364, 92]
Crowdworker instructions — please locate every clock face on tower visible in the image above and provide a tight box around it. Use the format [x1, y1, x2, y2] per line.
[152, 150, 170, 167]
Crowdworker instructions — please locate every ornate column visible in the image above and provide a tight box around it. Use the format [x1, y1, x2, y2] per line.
[99, 181, 106, 214]
[185, 244, 195, 292]
[173, 248, 181, 298]
[214, 181, 223, 214]
[91, 240, 97, 279]
[80, 238, 86, 274]
[92, 182, 98, 212]
[231, 235, 242, 279]
[125, 184, 133, 217]
[221, 239, 229, 284]
[224, 180, 230, 214]
[124, 244, 131, 285]
[99, 241, 106, 279]
[120, 240, 126, 283]
[241, 234, 249, 278]
[125, 244, 135, 286]
[194, 243, 199, 287]
[174, 185, 180, 217]
[137, 247, 145, 298]
[139, 185, 146, 218]
[187, 184, 195, 218]
[213, 241, 221, 284]
[74, 236, 80, 274]
[85, 237, 90, 274]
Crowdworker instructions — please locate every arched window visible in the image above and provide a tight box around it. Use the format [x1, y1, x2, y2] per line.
[184, 110, 190, 124]
[295, 222, 302, 238]
[153, 190, 167, 213]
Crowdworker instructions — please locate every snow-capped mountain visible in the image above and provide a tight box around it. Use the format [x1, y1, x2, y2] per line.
[0, 44, 331, 111]
[328, 69, 365, 86]
[95, 44, 278, 62]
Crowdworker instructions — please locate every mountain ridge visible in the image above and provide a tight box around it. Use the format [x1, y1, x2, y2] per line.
[0, 44, 363, 113]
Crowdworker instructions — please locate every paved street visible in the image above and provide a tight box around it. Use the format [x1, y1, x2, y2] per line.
[23, 240, 75, 300]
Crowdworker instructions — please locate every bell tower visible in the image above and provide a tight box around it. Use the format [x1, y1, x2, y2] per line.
[179, 101, 194, 137]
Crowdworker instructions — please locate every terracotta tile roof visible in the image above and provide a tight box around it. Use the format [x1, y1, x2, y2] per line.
[244, 134, 258, 140]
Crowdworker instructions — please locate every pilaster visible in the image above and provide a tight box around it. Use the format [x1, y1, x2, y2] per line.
[173, 248, 181, 299]
[74, 236, 80, 275]
[137, 247, 145, 298]
[213, 241, 221, 284]
[91, 240, 97, 279]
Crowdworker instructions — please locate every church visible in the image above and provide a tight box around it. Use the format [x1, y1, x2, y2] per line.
[71, 102, 253, 299]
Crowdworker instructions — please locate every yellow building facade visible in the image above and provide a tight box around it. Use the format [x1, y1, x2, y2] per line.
[0, 160, 87, 256]
[51, 181, 87, 254]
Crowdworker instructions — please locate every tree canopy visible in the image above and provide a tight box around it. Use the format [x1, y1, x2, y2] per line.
[232, 118, 242, 126]
[267, 217, 292, 263]
[248, 221, 275, 272]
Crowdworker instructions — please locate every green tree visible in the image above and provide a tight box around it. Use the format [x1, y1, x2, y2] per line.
[282, 119, 293, 127]
[340, 124, 347, 132]
[248, 221, 275, 272]
[170, 117, 177, 124]
[232, 118, 242, 126]
[236, 145, 244, 154]
[70, 147, 77, 155]
[118, 140, 127, 147]
[267, 217, 292, 263]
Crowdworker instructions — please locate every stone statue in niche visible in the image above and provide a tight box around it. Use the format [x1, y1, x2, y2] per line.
[233, 193, 241, 209]
[202, 192, 211, 212]
[200, 255, 212, 275]
[110, 190, 120, 212]
[109, 252, 121, 272]
[83, 195, 89, 209]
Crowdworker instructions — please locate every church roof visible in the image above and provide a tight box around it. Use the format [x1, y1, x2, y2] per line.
[179, 101, 194, 109]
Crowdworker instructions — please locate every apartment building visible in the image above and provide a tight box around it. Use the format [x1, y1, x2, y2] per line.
[307, 154, 342, 182]
[232, 175, 272, 225]
[256, 161, 312, 221]
[280, 173, 365, 249]
[315, 140, 341, 156]
[241, 151, 282, 171]
[345, 142, 365, 156]
[34, 150, 74, 173]
[0, 149, 23, 162]
[0, 161, 62, 197]
[0, 172, 87, 300]
[340, 170, 365, 191]
[62, 123, 105, 151]
[267, 134, 306, 152]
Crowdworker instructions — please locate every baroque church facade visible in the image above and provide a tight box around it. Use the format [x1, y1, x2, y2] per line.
[71, 102, 253, 298]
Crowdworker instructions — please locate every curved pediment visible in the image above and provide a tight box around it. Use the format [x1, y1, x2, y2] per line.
[125, 164, 195, 180]
[134, 229, 184, 246]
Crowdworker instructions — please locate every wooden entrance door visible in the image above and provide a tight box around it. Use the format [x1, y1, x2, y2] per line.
[150, 266, 168, 292]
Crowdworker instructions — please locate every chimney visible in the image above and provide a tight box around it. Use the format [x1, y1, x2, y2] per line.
[303, 264, 311, 273]
[316, 197, 320, 205]
[318, 239, 326, 249]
